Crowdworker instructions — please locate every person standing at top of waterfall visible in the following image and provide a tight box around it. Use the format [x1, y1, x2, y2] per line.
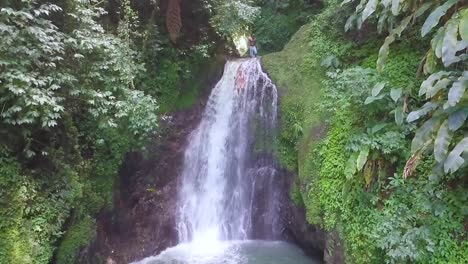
[248, 34, 257, 58]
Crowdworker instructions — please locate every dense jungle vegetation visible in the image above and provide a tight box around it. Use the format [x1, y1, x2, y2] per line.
[0, 0, 466, 263]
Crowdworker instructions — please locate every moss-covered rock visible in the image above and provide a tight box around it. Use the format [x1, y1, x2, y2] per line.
[261, 0, 467, 263]
[56, 217, 96, 264]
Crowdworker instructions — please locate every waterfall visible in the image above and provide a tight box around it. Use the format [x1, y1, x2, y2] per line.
[131, 59, 321, 264]
[176, 58, 279, 243]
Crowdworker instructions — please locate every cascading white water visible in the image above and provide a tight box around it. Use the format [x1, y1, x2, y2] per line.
[177, 59, 278, 243]
[132, 59, 320, 264]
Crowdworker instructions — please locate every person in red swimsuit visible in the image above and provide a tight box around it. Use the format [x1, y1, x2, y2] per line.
[235, 66, 246, 93]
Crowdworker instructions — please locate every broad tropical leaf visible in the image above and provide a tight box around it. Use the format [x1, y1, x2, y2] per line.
[372, 82, 386, 96]
[423, 49, 437, 74]
[411, 117, 441, 153]
[341, 0, 354, 6]
[345, 13, 357, 32]
[362, 0, 377, 22]
[444, 137, 468, 174]
[448, 108, 468, 131]
[394, 105, 404, 125]
[390, 88, 402, 102]
[414, 2, 434, 18]
[407, 102, 439, 123]
[391, 0, 399, 15]
[419, 71, 450, 96]
[431, 27, 445, 58]
[370, 123, 386, 134]
[376, 15, 412, 72]
[426, 78, 451, 98]
[447, 73, 468, 106]
[421, 0, 458, 37]
[357, 146, 370, 171]
[345, 153, 358, 179]
[365, 94, 385, 105]
[377, 34, 395, 72]
[442, 19, 460, 67]
[434, 120, 453, 162]
[394, 15, 412, 36]
[460, 9, 468, 40]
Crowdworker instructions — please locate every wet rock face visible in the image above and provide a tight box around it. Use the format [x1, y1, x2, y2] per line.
[80, 57, 338, 263]
[82, 98, 208, 264]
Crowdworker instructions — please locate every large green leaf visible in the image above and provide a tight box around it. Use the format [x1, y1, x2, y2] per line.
[431, 27, 445, 58]
[411, 117, 441, 153]
[419, 71, 450, 96]
[415, 2, 434, 18]
[377, 12, 388, 33]
[372, 82, 386, 96]
[345, 153, 358, 179]
[448, 73, 468, 107]
[390, 88, 402, 102]
[421, 0, 458, 37]
[444, 137, 468, 174]
[442, 19, 460, 67]
[362, 0, 377, 22]
[460, 9, 468, 40]
[341, 0, 354, 6]
[377, 34, 395, 72]
[394, 15, 412, 37]
[364, 94, 385, 104]
[391, 0, 399, 15]
[381, 0, 391, 7]
[434, 120, 453, 162]
[345, 13, 357, 32]
[394, 104, 404, 125]
[426, 78, 452, 98]
[370, 123, 386, 134]
[407, 102, 439, 123]
[423, 49, 438, 74]
[448, 108, 468, 131]
[356, 146, 370, 171]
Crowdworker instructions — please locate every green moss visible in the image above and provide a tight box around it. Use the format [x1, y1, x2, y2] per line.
[56, 217, 96, 264]
[290, 181, 305, 207]
[262, 0, 467, 263]
[0, 154, 31, 264]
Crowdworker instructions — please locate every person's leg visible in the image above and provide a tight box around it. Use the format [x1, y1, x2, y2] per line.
[249, 46, 254, 58]
[253, 46, 257, 57]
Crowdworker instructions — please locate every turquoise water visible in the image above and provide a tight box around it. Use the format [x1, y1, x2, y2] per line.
[132, 240, 321, 264]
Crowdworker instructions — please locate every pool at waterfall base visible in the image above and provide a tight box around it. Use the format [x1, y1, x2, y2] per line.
[132, 240, 321, 264]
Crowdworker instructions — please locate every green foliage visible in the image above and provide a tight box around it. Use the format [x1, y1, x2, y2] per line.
[56, 217, 95, 264]
[0, 0, 158, 150]
[342, 0, 468, 176]
[138, 22, 214, 112]
[0, 2, 68, 128]
[0, 150, 31, 263]
[407, 70, 468, 176]
[0, 1, 162, 263]
[265, 1, 467, 261]
[290, 181, 305, 207]
[254, 1, 314, 53]
[208, 0, 260, 38]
